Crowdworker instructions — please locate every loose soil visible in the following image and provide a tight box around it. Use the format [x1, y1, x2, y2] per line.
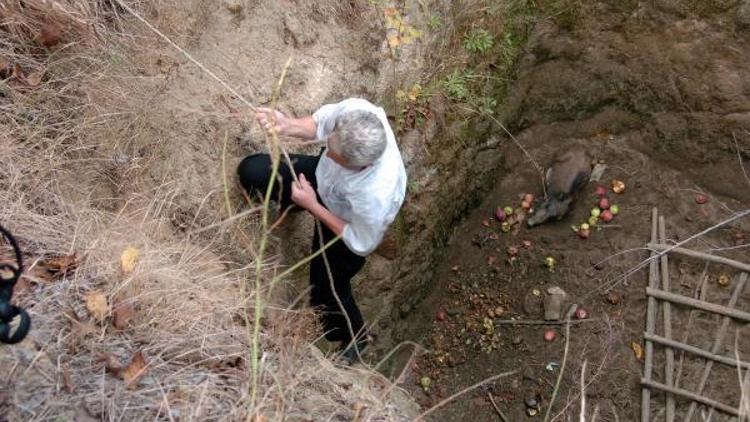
[390, 2, 750, 421]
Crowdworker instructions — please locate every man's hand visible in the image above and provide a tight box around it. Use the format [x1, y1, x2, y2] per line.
[291, 173, 318, 210]
[256, 107, 290, 136]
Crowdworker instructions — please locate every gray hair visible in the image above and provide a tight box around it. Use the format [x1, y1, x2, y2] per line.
[329, 110, 387, 167]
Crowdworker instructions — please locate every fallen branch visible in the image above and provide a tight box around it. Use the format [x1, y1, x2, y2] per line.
[646, 286, 750, 323]
[642, 207, 659, 422]
[641, 378, 739, 417]
[647, 243, 750, 273]
[644, 333, 750, 370]
[658, 216, 675, 422]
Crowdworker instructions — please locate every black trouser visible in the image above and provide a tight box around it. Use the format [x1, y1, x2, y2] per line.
[237, 154, 367, 345]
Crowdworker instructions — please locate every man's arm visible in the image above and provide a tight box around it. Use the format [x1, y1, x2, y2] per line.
[291, 174, 346, 236]
[256, 107, 317, 140]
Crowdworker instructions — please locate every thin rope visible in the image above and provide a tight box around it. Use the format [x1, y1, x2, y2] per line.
[111, 0, 256, 111]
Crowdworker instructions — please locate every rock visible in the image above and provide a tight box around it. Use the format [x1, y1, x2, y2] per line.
[544, 286, 567, 321]
[522, 366, 535, 380]
[446, 308, 461, 316]
[512, 335, 523, 345]
[523, 291, 543, 317]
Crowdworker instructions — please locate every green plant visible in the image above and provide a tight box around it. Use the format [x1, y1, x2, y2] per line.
[443, 70, 470, 100]
[463, 28, 494, 54]
[476, 96, 497, 115]
[428, 14, 442, 30]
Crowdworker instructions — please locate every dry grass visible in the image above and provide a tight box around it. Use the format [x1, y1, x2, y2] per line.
[0, 1, 416, 421]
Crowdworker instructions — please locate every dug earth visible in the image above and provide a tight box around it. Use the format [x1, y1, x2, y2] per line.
[371, 2, 750, 421]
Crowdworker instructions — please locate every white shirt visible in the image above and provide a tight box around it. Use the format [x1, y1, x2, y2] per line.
[313, 98, 407, 256]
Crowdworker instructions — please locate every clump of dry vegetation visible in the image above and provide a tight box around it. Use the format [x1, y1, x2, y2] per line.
[0, 1, 416, 420]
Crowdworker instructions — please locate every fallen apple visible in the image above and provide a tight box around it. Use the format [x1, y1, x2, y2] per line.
[611, 179, 625, 194]
[610, 204, 620, 215]
[598, 197, 610, 210]
[544, 329, 557, 342]
[595, 185, 607, 197]
[436, 309, 447, 321]
[579, 228, 591, 239]
[695, 193, 708, 204]
[504, 206, 514, 216]
[521, 200, 532, 210]
[495, 207, 506, 222]
[601, 210, 614, 222]
[588, 216, 598, 226]
[591, 207, 601, 218]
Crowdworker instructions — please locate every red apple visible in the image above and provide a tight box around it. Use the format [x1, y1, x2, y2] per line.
[695, 194, 708, 204]
[598, 197, 610, 210]
[436, 309, 447, 322]
[544, 329, 557, 342]
[595, 185, 607, 198]
[601, 210, 614, 223]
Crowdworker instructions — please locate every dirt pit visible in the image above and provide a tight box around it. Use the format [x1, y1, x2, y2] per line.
[387, 2, 750, 420]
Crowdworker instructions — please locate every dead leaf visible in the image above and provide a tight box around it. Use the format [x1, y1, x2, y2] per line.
[11, 63, 22, 79]
[122, 350, 147, 388]
[120, 247, 140, 274]
[39, 22, 63, 48]
[112, 301, 136, 329]
[99, 353, 123, 377]
[85, 291, 109, 321]
[25, 71, 43, 87]
[39, 253, 79, 280]
[631, 341, 644, 361]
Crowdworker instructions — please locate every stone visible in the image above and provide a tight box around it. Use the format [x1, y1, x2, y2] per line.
[522, 366, 535, 381]
[523, 291, 543, 317]
[544, 286, 567, 321]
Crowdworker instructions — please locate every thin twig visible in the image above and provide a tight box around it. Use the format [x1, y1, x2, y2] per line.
[543, 307, 576, 422]
[414, 370, 518, 421]
[580, 360, 587, 422]
[487, 392, 510, 422]
[733, 132, 750, 189]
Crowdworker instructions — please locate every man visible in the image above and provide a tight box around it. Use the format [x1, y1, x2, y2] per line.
[237, 98, 407, 364]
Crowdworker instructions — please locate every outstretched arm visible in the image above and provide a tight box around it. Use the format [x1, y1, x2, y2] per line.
[256, 107, 317, 140]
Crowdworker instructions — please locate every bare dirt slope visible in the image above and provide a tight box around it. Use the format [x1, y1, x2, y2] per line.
[1, 1, 420, 420]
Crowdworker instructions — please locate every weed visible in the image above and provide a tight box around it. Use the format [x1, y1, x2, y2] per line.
[463, 28, 494, 54]
[428, 14, 443, 30]
[443, 70, 471, 101]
